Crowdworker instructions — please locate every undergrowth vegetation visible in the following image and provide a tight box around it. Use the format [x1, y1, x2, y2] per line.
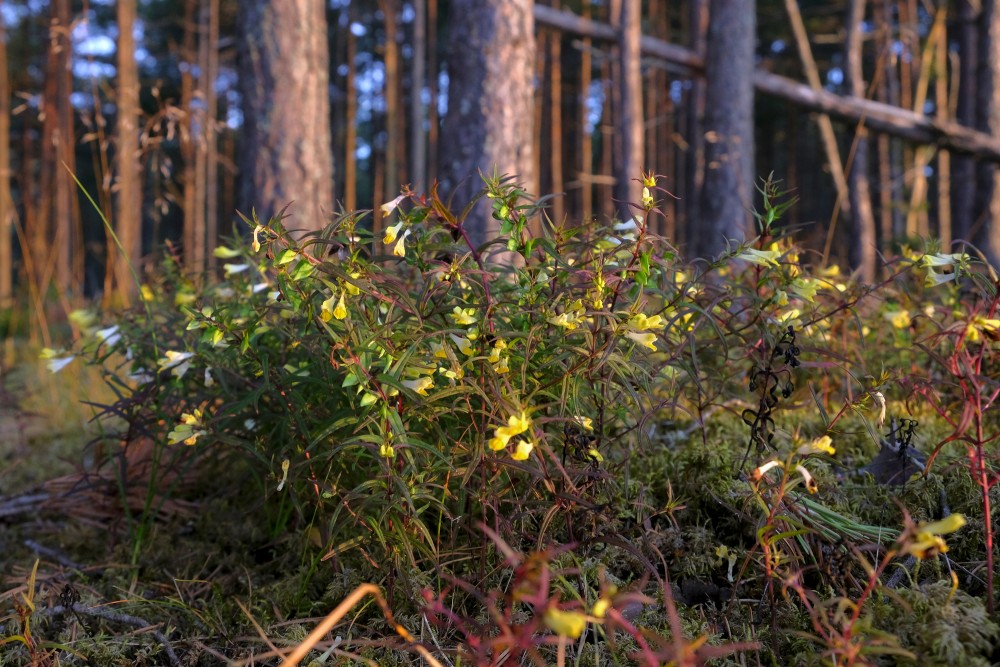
[4, 174, 1000, 665]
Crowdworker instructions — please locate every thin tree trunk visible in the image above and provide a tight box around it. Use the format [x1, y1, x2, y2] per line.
[937, 20, 952, 247]
[410, 0, 427, 192]
[205, 0, 219, 271]
[427, 0, 439, 183]
[345, 12, 357, 212]
[953, 0, 978, 243]
[116, 0, 142, 305]
[695, 0, 755, 257]
[181, 0, 198, 269]
[844, 0, 876, 282]
[685, 0, 707, 248]
[549, 0, 564, 223]
[0, 11, 12, 307]
[783, 0, 850, 222]
[53, 0, 76, 300]
[579, 0, 593, 220]
[614, 0, 642, 218]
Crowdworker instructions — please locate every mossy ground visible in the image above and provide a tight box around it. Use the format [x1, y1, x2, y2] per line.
[2, 338, 998, 666]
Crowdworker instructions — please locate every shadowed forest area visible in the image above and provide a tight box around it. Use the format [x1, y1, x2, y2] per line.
[3, 1, 1000, 666]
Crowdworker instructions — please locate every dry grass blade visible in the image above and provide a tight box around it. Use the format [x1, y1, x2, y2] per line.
[275, 583, 444, 667]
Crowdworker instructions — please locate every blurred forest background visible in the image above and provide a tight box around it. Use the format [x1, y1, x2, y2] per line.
[3, 0, 1000, 331]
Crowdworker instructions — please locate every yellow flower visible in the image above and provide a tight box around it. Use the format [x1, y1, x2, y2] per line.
[168, 409, 206, 446]
[344, 271, 362, 296]
[796, 435, 835, 457]
[789, 278, 820, 302]
[450, 307, 478, 326]
[776, 308, 800, 324]
[795, 464, 818, 494]
[379, 442, 396, 458]
[965, 315, 1000, 343]
[628, 312, 664, 331]
[252, 224, 264, 252]
[887, 309, 911, 329]
[320, 294, 337, 322]
[904, 514, 966, 560]
[431, 341, 450, 359]
[591, 596, 612, 619]
[333, 293, 348, 320]
[641, 186, 654, 209]
[774, 290, 789, 307]
[157, 350, 194, 379]
[737, 247, 781, 267]
[213, 246, 241, 259]
[626, 331, 657, 351]
[511, 440, 534, 461]
[543, 607, 587, 639]
[402, 377, 434, 396]
[449, 334, 475, 356]
[383, 221, 404, 244]
[140, 284, 156, 302]
[573, 415, 594, 431]
[393, 229, 412, 257]
[380, 194, 405, 216]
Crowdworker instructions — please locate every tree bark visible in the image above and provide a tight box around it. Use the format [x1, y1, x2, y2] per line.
[614, 0, 642, 219]
[379, 0, 403, 201]
[695, 0, 755, 257]
[115, 0, 142, 305]
[410, 0, 427, 193]
[237, 0, 334, 234]
[180, 0, 198, 269]
[975, 0, 1000, 263]
[0, 11, 11, 307]
[953, 0, 978, 243]
[440, 0, 535, 248]
[844, 0, 877, 282]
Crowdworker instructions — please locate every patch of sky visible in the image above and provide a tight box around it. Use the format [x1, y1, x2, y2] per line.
[351, 22, 366, 37]
[669, 80, 682, 104]
[438, 70, 449, 116]
[357, 143, 372, 160]
[827, 67, 843, 86]
[585, 80, 605, 133]
[770, 39, 786, 54]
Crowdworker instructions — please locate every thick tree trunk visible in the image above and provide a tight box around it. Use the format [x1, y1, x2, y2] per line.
[440, 0, 535, 248]
[115, 0, 142, 305]
[614, 0, 642, 219]
[845, 0, 877, 282]
[975, 0, 1000, 264]
[695, 0, 755, 257]
[237, 0, 334, 234]
[379, 0, 403, 201]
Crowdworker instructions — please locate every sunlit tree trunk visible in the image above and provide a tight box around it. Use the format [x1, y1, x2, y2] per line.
[237, 0, 334, 234]
[440, 0, 536, 248]
[205, 0, 219, 271]
[614, 0, 642, 218]
[344, 10, 357, 212]
[410, 0, 427, 192]
[578, 0, 593, 219]
[51, 0, 77, 300]
[694, 0, 755, 257]
[115, 0, 142, 305]
[845, 0, 876, 282]
[181, 0, 199, 269]
[379, 0, 403, 201]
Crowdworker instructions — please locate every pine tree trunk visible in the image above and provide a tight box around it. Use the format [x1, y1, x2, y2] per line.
[953, 0, 978, 244]
[115, 0, 142, 305]
[237, 0, 334, 234]
[845, 0, 877, 282]
[695, 0, 755, 257]
[975, 0, 1000, 263]
[614, 0, 642, 219]
[440, 0, 536, 248]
